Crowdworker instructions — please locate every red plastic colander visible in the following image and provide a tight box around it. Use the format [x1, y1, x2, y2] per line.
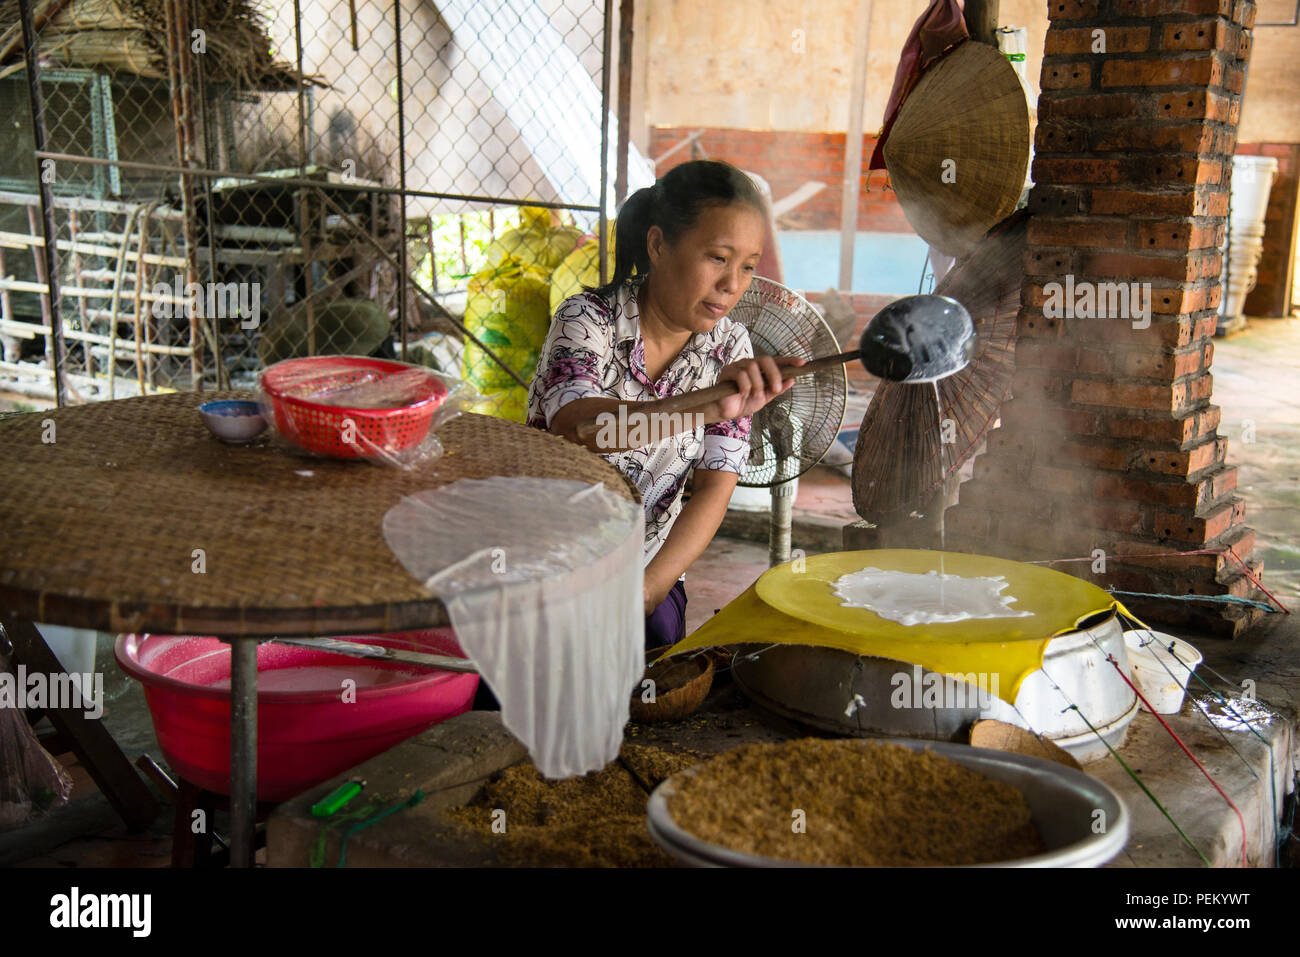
[260, 356, 448, 459]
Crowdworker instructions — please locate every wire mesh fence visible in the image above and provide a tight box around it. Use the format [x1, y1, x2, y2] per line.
[0, 0, 614, 407]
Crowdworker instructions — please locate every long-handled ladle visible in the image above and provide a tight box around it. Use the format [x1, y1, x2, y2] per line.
[575, 294, 974, 443]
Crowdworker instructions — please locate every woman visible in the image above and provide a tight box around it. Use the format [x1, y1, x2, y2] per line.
[527, 160, 802, 649]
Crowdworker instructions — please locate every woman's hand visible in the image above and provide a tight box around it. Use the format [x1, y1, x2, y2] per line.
[709, 355, 805, 421]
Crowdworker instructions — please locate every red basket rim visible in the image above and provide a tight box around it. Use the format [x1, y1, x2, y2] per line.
[261, 356, 447, 416]
[114, 633, 465, 703]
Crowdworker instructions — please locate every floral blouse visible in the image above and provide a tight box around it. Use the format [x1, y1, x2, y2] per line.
[527, 281, 753, 563]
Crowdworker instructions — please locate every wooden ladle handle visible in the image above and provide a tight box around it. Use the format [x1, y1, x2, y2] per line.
[572, 350, 859, 444]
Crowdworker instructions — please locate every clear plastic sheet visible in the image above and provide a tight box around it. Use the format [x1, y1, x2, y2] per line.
[257, 358, 479, 469]
[0, 650, 74, 831]
[383, 477, 644, 778]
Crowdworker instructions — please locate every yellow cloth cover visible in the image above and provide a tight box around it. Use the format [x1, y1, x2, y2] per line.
[666, 550, 1124, 702]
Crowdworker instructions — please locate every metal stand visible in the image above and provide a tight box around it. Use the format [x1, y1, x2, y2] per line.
[226, 637, 259, 868]
[769, 480, 796, 566]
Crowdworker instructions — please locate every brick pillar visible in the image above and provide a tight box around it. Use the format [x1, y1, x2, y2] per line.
[944, 0, 1266, 637]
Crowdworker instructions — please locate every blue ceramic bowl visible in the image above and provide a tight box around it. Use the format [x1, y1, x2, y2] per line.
[198, 400, 267, 443]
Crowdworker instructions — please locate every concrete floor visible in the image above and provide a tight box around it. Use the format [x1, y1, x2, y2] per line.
[1, 316, 1297, 867]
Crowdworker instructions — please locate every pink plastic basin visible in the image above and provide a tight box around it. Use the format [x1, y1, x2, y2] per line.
[115, 630, 479, 802]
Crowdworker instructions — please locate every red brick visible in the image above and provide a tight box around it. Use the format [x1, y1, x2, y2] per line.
[961, 480, 1039, 515]
[1068, 314, 1197, 348]
[1200, 190, 1230, 217]
[1015, 339, 1080, 371]
[1139, 434, 1224, 477]
[1043, 62, 1094, 90]
[1124, 154, 1222, 187]
[1223, 64, 1245, 94]
[944, 506, 991, 541]
[988, 518, 1098, 558]
[1210, 464, 1237, 498]
[1033, 157, 1129, 185]
[1101, 54, 1221, 88]
[1028, 464, 1094, 497]
[1037, 122, 1088, 154]
[1068, 502, 1146, 533]
[1154, 497, 1245, 543]
[1161, 19, 1229, 51]
[1094, 122, 1215, 153]
[1112, 0, 1231, 13]
[1106, 536, 1232, 572]
[1085, 347, 1203, 379]
[1237, 29, 1252, 60]
[1136, 222, 1223, 250]
[1029, 186, 1090, 216]
[1186, 371, 1216, 401]
[1025, 247, 1078, 274]
[1046, 26, 1150, 55]
[1093, 473, 1200, 508]
[1027, 218, 1129, 248]
[1148, 284, 1212, 314]
[1090, 188, 1198, 217]
[1082, 251, 1199, 282]
[1059, 439, 1131, 470]
[1039, 93, 1145, 119]
[1015, 368, 1073, 404]
[1072, 379, 1186, 411]
[1047, 0, 1102, 20]
[1237, 0, 1257, 29]
[1155, 90, 1232, 120]
[1101, 411, 1200, 443]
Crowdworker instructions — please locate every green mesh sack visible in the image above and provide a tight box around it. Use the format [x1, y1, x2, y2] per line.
[483, 206, 584, 277]
[462, 256, 552, 417]
[549, 234, 615, 313]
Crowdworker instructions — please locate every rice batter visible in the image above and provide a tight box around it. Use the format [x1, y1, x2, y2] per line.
[832, 566, 1034, 626]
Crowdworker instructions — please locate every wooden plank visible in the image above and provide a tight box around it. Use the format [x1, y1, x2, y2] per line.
[963, 0, 1001, 47]
[0, 231, 189, 268]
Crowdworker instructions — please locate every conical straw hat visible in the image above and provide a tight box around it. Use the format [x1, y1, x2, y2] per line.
[884, 40, 1030, 259]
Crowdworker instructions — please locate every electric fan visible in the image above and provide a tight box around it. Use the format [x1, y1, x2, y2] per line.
[726, 277, 848, 564]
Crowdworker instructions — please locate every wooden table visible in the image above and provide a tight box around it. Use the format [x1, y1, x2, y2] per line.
[0, 391, 635, 866]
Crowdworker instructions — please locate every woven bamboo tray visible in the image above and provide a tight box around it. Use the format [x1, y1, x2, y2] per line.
[0, 391, 639, 638]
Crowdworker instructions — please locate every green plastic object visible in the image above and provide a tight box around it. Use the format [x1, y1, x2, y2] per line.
[311, 779, 364, 818]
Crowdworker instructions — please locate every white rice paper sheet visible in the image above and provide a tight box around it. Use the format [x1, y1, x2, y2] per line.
[383, 477, 644, 778]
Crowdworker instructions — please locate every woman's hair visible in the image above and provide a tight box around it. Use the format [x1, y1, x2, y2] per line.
[591, 160, 766, 298]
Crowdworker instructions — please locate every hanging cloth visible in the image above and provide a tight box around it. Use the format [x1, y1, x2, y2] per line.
[868, 0, 969, 171]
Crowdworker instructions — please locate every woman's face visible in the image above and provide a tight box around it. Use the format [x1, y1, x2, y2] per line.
[645, 202, 765, 335]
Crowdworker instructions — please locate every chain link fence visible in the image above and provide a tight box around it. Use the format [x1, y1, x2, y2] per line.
[0, 0, 615, 406]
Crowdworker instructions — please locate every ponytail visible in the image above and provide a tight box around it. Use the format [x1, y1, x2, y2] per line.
[590, 160, 766, 299]
[591, 185, 656, 297]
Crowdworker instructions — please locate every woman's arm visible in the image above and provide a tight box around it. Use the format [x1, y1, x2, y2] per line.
[549, 355, 803, 454]
[641, 467, 739, 614]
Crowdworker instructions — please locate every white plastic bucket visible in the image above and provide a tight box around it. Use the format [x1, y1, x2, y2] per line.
[1230, 155, 1278, 226]
[1124, 629, 1203, 714]
[33, 623, 99, 676]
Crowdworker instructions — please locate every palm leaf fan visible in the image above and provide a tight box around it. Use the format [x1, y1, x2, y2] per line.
[852, 210, 1027, 520]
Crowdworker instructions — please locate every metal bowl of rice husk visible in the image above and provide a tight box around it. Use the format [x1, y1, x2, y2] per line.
[646, 737, 1128, 868]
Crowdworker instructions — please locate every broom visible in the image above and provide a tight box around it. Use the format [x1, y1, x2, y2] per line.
[852, 209, 1027, 521]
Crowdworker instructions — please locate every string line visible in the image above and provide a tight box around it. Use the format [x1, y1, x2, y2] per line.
[1099, 651, 1249, 868]
[1042, 663, 1210, 866]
